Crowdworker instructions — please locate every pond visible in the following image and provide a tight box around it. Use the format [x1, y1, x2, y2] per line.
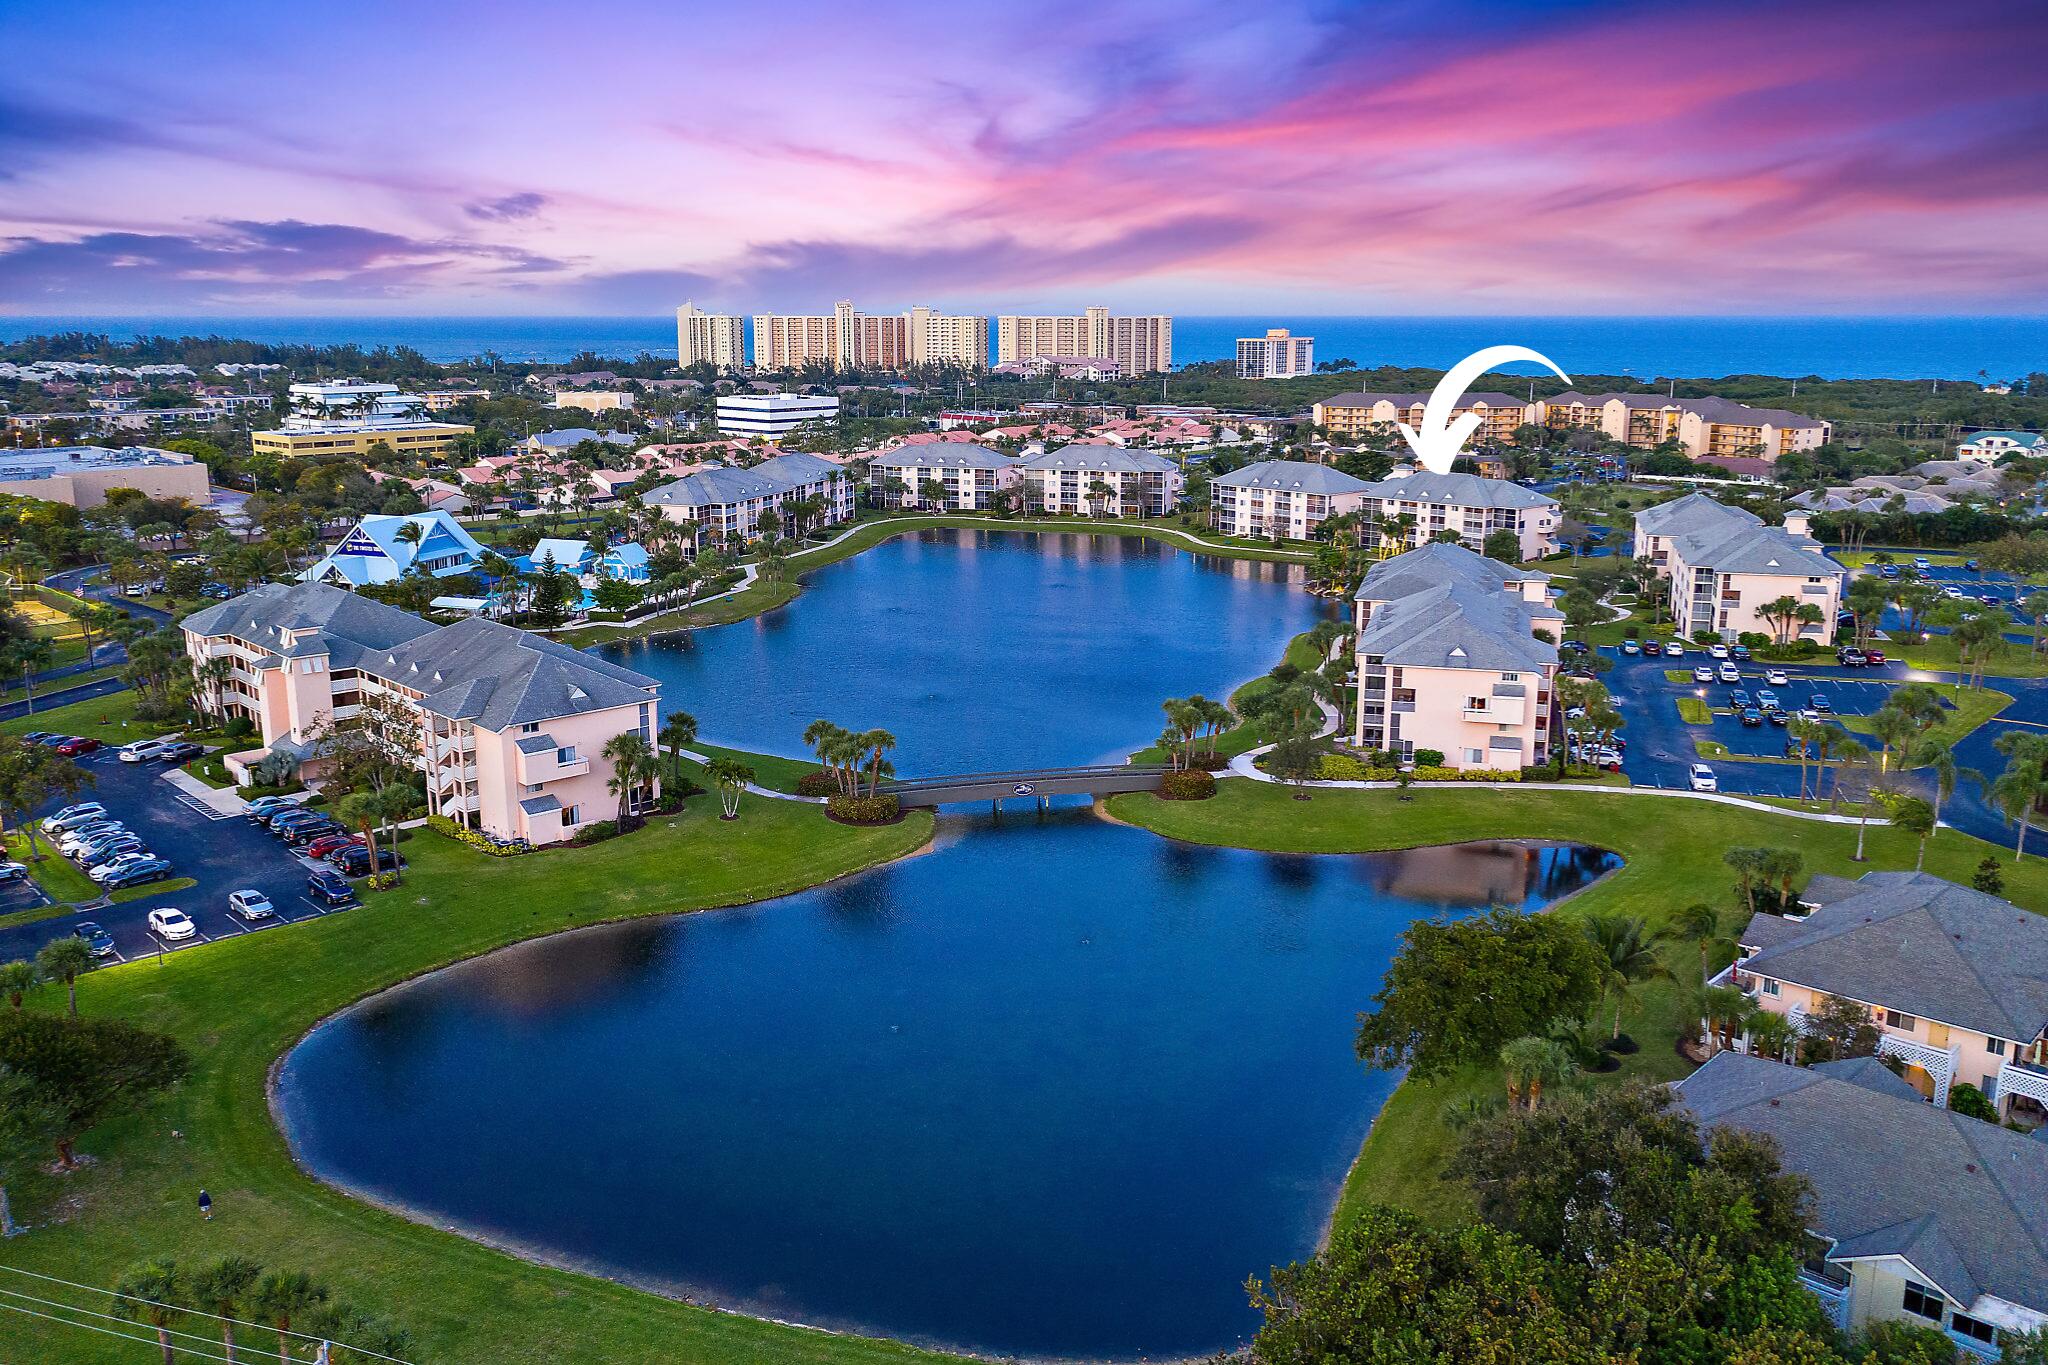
[594, 528, 1325, 771]
[275, 814, 1620, 1360]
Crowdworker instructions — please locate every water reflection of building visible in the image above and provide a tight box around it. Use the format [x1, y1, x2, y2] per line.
[1364, 840, 1541, 908]
[456, 919, 677, 1017]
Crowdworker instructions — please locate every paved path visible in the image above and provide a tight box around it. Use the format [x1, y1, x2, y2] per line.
[673, 746, 824, 803]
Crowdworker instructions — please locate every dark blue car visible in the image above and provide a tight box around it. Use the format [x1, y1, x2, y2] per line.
[74, 922, 115, 957]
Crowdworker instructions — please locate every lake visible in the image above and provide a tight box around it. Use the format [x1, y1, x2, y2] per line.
[596, 527, 1327, 772]
[274, 816, 1619, 1360]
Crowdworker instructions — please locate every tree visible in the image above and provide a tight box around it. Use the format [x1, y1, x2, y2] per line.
[1748, 1009, 1798, 1062]
[35, 936, 92, 1017]
[657, 709, 698, 792]
[1481, 529, 1522, 563]
[1673, 902, 1722, 984]
[857, 728, 896, 797]
[601, 731, 654, 825]
[1700, 983, 1756, 1053]
[1991, 733, 2048, 860]
[0, 735, 92, 862]
[0, 1063, 63, 1237]
[112, 1258, 191, 1365]
[0, 1010, 191, 1166]
[0, 958, 36, 1009]
[1907, 735, 1979, 833]
[1890, 795, 1937, 870]
[189, 1254, 262, 1364]
[1582, 913, 1673, 1037]
[705, 756, 752, 819]
[1354, 907, 1607, 1079]
[249, 1269, 328, 1365]
[1499, 1035, 1575, 1111]
[1724, 847, 1767, 916]
[1974, 856, 2005, 895]
[334, 792, 381, 880]
[1805, 993, 1881, 1061]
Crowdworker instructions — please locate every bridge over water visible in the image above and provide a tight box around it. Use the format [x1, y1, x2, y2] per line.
[881, 764, 1172, 809]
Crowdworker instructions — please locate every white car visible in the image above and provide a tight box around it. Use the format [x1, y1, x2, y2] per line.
[60, 825, 126, 856]
[0, 861, 28, 882]
[1717, 663, 1741, 683]
[1765, 669, 1790, 686]
[47, 803, 107, 831]
[1708, 643, 1729, 659]
[147, 908, 196, 941]
[118, 739, 174, 763]
[1692, 665, 1715, 683]
[89, 853, 155, 883]
[1664, 640, 1685, 658]
[1800, 708, 1822, 724]
[228, 889, 275, 921]
[1689, 764, 1718, 793]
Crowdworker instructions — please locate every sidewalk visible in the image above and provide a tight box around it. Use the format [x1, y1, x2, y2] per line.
[160, 767, 249, 816]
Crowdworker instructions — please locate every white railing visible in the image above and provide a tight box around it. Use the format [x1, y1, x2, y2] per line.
[1877, 1033, 1959, 1106]
[1993, 1061, 2048, 1112]
[1797, 1271, 1852, 1330]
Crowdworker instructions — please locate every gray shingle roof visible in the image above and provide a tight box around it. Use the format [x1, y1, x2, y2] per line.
[1360, 470, 1557, 511]
[1020, 444, 1178, 474]
[181, 580, 434, 669]
[514, 734, 557, 754]
[1209, 459, 1370, 495]
[872, 444, 1020, 472]
[1635, 493, 1839, 577]
[1677, 1051, 2048, 1315]
[641, 451, 845, 509]
[1354, 543, 1560, 672]
[1320, 391, 1524, 408]
[1741, 870, 2048, 1042]
[374, 617, 657, 731]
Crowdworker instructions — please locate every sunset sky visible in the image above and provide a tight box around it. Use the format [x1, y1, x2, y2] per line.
[2, 0, 2044, 316]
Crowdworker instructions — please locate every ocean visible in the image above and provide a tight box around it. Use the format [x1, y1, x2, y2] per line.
[1, 313, 2042, 381]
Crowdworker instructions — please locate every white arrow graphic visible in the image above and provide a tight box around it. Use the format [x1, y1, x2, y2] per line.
[1397, 344, 1573, 474]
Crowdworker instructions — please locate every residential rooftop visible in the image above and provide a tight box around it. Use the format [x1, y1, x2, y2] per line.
[1209, 459, 1371, 495]
[1360, 469, 1558, 510]
[1637, 492, 1839, 577]
[1354, 542, 1560, 672]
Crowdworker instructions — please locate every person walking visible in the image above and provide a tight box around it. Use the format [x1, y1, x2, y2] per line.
[197, 1189, 212, 1221]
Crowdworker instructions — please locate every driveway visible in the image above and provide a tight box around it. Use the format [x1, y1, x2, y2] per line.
[0, 749, 356, 968]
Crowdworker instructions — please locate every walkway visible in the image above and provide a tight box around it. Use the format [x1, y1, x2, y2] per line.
[883, 765, 1172, 807]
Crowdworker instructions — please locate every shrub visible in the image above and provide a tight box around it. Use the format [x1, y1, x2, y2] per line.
[1622, 624, 1640, 639]
[1974, 857, 2005, 895]
[1317, 754, 1371, 781]
[795, 769, 839, 797]
[1187, 752, 1230, 771]
[826, 793, 901, 824]
[222, 716, 255, 740]
[1159, 769, 1217, 801]
[1949, 1082, 1999, 1123]
[1412, 748, 1445, 767]
[425, 814, 532, 856]
[363, 872, 400, 892]
[568, 819, 625, 846]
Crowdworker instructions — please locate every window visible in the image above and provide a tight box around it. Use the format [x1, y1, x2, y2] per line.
[1464, 748, 1484, 764]
[561, 805, 581, 826]
[1762, 979, 1780, 996]
[556, 745, 578, 764]
[519, 722, 539, 734]
[1902, 1283, 1944, 1322]
[1988, 1037, 2008, 1056]
[1950, 1311, 1997, 1347]
[1885, 1009, 1919, 1031]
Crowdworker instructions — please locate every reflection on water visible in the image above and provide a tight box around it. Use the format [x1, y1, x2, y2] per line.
[596, 529, 1327, 770]
[278, 812, 1619, 1360]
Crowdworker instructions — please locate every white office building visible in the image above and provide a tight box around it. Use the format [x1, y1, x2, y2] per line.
[1236, 328, 1315, 379]
[715, 393, 841, 439]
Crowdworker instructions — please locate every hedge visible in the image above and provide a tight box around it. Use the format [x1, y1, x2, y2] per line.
[825, 793, 901, 824]
[795, 769, 838, 797]
[1310, 755, 1529, 783]
[1158, 770, 1217, 801]
[424, 814, 532, 855]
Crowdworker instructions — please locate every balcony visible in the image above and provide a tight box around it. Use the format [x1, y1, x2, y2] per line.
[1875, 1032, 1960, 1105]
[1992, 1059, 2048, 1111]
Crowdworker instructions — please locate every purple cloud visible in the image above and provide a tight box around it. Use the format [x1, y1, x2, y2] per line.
[464, 192, 550, 223]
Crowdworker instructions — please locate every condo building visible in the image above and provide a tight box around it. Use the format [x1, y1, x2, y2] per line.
[715, 392, 841, 438]
[298, 511, 488, 588]
[254, 379, 471, 460]
[182, 581, 661, 845]
[641, 451, 854, 542]
[1351, 542, 1561, 769]
[1680, 1047, 2048, 1352]
[1313, 391, 1527, 446]
[1632, 493, 1842, 642]
[1207, 459, 1369, 540]
[752, 301, 986, 371]
[1958, 430, 2047, 461]
[1235, 328, 1314, 379]
[1358, 470, 1560, 560]
[869, 445, 1022, 511]
[0, 444, 212, 509]
[675, 302, 747, 371]
[1017, 444, 1182, 517]
[997, 307, 1173, 375]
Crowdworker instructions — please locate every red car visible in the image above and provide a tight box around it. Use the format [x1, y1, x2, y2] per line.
[1864, 649, 1887, 665]
[54, 737, 101, 756]
[304, 833, 362, 860]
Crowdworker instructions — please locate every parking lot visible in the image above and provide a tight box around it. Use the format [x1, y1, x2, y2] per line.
[0, 747, 362, 967]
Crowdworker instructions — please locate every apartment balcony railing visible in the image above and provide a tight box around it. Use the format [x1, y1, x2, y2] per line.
[1876, 1033, 1960, 1106]
[433, 736, 475, 763]
[1796, 1272, 1852, 1331]
[1991, 1059, 2048, 1111]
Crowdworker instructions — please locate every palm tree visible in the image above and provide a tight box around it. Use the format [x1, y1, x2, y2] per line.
[1891, 796, 1937, 870]
[1723, 847, 1766, 916]
[1700, 984, 1756, 1053]
[705, 757, 753, 819]
[859, 728, 897, 797]
[1440, 1093, 1505, 1132]
[1748, 1009, 1797, 1062]
[35, 936, 92, 1017]
[602, 732, 653, 824]
[1906, 736, 1978, 833]
[0, 959, 37, 1010]
[1672, 903, 1721, 983]
[113, 1257, 188, 1365]
[249, 1269, 328, 1365]
[334, 792, 380, 877]
[658, 709, 699, 790]
[1499, 1036, 1575, 1111]
[1583, 914, 1674, 1038]
[189, 1255, 262, 1363]
[1991, 751, 2048, 861]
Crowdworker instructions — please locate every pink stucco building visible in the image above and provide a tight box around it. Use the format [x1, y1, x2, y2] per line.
[182, 581, 661, 846]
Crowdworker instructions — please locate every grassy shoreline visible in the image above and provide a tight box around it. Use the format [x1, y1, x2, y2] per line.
[1105, 779, 2048, 1227]
[1, 785, 939, 1365]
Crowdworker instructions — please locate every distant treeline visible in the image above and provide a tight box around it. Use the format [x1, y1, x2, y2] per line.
[0, 331, 444, 379]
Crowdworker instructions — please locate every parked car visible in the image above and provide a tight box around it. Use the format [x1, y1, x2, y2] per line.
[118, 739, 176, 763]
[1756, 689, 1780, 710]
[54, 736, 101, 757]
[1730, 689, 1752, 709]
[1765, 669, 1790, 686]
[156, 741, 206, 762]
[228, 889, 276, 921]
[81, 841, 147, 869]
[1560, 639, 1590, 654]
[1810, 693, 1832, 712]
[1620, 638, 1641, 656]
[264, 808, 326, 833]
[1689, 764, 1718, 792]
[333, 846, 403, 877]
[307, 868, 356, 905]
[1641, 641, 1663, 657]
[1740, 707, 1764, 727]
[1708, 643, 1729, 659]
[1717, 663, 1741, 683]
[1692, 665, 1715, 683]
[1800, 708, 1822, 724]
[1880, 564, 1901, 580]
[1837, 648, 1868, 666]
[89, 852, 156, 882]
[0, 861, 27, 882]
[244, 796, 299, 822]
[1729, 644, 1752, 661]
[105, 858, 173, 890]
[1914, 557, 1932, 570]
[48, 802, 107, 831]
[304, 833, 362, 860]
[270, 812, 334, 838]
[1864, 650, 1886, 665]
[74, 922, 115, 957]
[34, 734, 73, 747]
[19, 732, 56, 745]
[283, 820, 346, 847]
[147, 907, 196, 941]
[61, 826, 128, 856]
[1664, 640, 1686, 657]
[1769, 709, 1790, 726]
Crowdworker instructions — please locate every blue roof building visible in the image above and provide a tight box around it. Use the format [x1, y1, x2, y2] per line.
[299, 512, 488, 587]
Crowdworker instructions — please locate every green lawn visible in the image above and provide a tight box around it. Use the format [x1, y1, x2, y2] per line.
[107, 874, 197, 905]
[1127, 631, 1328, 765]
[689, 742, 821, 793]
[1839, 682, 2011, 748]
[3, 663, 123, 704]
[1, 792, 937, 1365]
[1676, 696, 1711, 724]
[1899, 632, 2048, 680]
[5, 825, 101, 903]
[1105, 779, 2048, 1226]
[1, 690, 181, 742]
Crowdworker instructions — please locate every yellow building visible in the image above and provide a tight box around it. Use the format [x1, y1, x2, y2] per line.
[1313, 391, 1527, 445]
[252, 419, 472, 460]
